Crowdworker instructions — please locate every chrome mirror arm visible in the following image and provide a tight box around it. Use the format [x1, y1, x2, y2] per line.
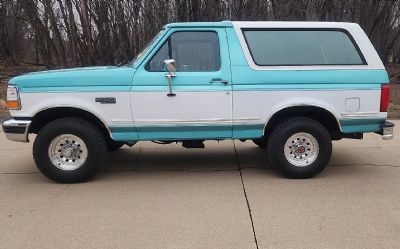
[165, 73, 176, 97]
[163, 59, 177, 97]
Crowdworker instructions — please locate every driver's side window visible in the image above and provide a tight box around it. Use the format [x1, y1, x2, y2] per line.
[145, 31, 220, 72]
[145, 41, 169, 72]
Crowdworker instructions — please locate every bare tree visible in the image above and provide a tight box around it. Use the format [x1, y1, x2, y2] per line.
[1, 0, 399, 68]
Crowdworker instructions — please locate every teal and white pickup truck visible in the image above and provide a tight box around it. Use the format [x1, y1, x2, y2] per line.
[3, 21, 394, 183]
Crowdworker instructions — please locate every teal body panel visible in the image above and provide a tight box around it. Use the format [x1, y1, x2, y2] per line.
[231, 67, 388, 89]
[9, 66, 136, 92]
[110, 124, 264, 141]
[225, 28, 249, 66]
[130, 85, 229, 92]
[131, 125, 230, 140]
[339, 118, 386, 133]
[110, 127, 139, 142]
[18, 85, 132, 93]
[109, 118, 385, 142]
[232, 124, 264, 139]
[7, 22, 389, 142]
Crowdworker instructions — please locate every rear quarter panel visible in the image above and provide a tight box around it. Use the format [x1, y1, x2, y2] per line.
[226, 24, 389, 138]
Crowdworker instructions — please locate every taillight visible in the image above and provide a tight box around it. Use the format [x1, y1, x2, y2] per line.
[380, 84, 390, 112]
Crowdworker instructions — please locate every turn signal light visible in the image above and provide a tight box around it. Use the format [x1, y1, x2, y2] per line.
[6, 100, 20, 109]
[6, 85, 21, 110]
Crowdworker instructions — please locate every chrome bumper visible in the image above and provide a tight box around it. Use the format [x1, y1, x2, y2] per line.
[2, 118, 32, 142]
[379, 121, 394, 140]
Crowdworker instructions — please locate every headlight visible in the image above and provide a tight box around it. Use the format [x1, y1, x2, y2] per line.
[6, 85, 21, 110]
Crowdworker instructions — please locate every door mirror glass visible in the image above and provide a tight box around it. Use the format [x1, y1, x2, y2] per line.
[163, 59, 176, 76]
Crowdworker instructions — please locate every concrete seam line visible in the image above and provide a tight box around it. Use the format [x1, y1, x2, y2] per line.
[233, 140, 259, 249]
[329, 164, 400, 168]
[1, 172, 40, 174]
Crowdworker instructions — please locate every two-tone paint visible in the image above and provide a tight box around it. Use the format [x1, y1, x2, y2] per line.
[6, 21, 390, 142]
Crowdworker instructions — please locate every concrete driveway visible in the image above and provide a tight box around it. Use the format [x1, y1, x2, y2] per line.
[1, 121, 399, 249]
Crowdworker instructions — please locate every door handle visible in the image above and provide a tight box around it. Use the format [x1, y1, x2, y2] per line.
[210, 78, 229, 85]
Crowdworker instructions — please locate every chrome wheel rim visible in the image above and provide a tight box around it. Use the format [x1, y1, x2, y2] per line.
[284, 132, 319, 167]
[48, 134, 88, 171]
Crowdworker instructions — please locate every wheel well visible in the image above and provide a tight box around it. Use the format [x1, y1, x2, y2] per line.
[265, 106, 340, 136]
[29, 107, 111, 140]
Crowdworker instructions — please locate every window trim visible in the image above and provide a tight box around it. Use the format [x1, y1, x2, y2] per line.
[241, 28, 367, 67]
[145, 38, 170, 72]
[145, 30, 222, 72]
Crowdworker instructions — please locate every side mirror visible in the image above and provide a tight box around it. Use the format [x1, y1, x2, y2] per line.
[164, 59, 176, 76]
[163, 59, 176, 97]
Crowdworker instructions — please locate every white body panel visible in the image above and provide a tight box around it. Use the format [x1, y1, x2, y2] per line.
[233, 89, 386, 131]
[11, 89, 386, 134]
[131, 91, 232, 126]
[13, 92, 133, 126]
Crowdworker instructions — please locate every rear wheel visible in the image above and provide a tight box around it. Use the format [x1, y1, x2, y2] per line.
[33, 117, 107, 183]
[267, 117, 332, 178]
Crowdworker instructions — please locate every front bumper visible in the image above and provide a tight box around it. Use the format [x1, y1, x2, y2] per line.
[2, 118, 32, 142]
[377, 121, 394, 140]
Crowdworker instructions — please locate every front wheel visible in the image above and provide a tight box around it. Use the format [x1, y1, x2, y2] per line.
[33, 117, 107, 183]
[267, 117, 332, 178]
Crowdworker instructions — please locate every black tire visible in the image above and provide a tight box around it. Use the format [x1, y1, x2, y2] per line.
[267, 117, 332, 178]
[33, 117, 107, 183]
[107, 141, 124, 151]
[252, 137, 267, 149]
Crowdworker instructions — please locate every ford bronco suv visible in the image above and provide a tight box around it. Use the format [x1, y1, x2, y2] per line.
[3, 21, 394, 183]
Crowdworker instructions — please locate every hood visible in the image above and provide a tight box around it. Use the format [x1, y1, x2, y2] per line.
[8, 66, 136, 92]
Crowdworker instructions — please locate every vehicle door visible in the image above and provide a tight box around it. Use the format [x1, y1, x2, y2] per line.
[131, 28, 232, 140]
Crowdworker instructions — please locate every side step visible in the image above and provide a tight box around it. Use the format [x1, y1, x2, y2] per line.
[182, 140, 205, 148]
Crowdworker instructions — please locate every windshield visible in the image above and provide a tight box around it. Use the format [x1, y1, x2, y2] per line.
[130, 29, 165, 67]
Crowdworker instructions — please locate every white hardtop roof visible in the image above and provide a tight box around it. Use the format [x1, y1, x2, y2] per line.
[231, 21, 361, 29]
[231, 21, 385, 70]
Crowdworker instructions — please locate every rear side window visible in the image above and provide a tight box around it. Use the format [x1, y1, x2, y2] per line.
[146, 31, 221, 72]
[242, 29, 365, 66]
